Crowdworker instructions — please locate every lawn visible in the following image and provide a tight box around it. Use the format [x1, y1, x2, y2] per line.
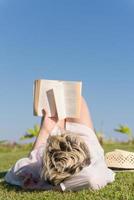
[0, 143, 134, 200]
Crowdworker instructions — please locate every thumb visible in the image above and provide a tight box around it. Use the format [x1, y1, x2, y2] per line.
[42, 107, 48, 116]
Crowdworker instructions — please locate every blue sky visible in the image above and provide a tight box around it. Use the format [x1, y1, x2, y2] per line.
[0, 0, 134, 142]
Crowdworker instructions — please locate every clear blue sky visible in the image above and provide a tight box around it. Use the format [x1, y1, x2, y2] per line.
[0, 0, 134, 142]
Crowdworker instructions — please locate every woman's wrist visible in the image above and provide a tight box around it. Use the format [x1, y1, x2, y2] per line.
[40, 117, 49, 132]
[39, 127, 49, 135]
[40, 116, 46, 129]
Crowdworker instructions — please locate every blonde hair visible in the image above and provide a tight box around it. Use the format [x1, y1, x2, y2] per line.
[41, 131, 90, 185]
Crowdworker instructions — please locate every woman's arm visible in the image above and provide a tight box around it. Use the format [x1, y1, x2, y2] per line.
[32, 110, 65, 150]
[31, 119, 49, 150]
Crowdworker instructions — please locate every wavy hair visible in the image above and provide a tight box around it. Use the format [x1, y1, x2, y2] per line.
[41, 131, 90, 185]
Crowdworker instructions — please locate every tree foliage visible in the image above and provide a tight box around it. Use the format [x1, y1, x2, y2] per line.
[20, 124, 40, 140]
[114, 124, 133, 141]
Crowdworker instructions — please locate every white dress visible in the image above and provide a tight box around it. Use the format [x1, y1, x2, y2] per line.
[5, 122, 115, 191]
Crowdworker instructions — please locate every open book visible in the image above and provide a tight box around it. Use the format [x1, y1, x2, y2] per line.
[33, 79, 82, 119]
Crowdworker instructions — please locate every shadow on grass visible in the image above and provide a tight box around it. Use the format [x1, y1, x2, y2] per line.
[0, 182, 23, 192]
[0, 181, 61, 193]
[0, 171, 58, 193]
[0, 171, 24, 192]
[0, 171, 7, 179]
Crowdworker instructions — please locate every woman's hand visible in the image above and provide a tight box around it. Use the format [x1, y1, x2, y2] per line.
[40, 109, 65, 133]
[40, 109, 58, 133]
[31, 108, 65, 150]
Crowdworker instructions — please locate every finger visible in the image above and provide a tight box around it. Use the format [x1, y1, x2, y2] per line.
[42, 109, 46, 116]
[49, 115, 58, 122]
[50, 111, 58, 121]
[42, 107, 48, 116]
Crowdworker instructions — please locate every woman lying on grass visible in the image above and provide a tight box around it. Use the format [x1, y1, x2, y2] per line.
[5, 97, 115, 191]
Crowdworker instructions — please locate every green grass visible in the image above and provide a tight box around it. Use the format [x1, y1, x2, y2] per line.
[0, 143, 134, 200]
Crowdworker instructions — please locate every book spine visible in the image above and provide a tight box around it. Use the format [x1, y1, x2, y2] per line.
[33, 80, 41, 116]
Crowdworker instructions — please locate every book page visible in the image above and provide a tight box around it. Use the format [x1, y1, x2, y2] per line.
[36, 80, 58, 117]
[53, 82, 65, 120]
[33, 79, 82, 118]
[62, 81, 82, 118]
[33, 80, 41, 116]
[46, 89, 57, 117]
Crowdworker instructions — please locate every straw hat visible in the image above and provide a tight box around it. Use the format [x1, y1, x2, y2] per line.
[105, 149, 134, 170]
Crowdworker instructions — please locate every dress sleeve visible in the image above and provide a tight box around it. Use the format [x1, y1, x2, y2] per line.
[60, 163, 115, 191]
[60, 122, 115, 191]
[60, 173, 90, 191]
[5, 126, 62, 190]
[5, 146, 44, 187]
